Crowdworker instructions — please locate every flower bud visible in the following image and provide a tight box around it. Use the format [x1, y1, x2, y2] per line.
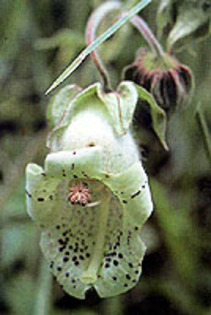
[124, 48, 194, 115]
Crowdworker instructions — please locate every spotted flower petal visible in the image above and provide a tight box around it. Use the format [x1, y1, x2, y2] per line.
[26, 81, 153, 299]
[26, 145, 152, 299]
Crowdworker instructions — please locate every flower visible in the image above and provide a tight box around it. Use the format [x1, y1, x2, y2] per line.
[124, 48, 194, 115]
[26, 81, 153, 299]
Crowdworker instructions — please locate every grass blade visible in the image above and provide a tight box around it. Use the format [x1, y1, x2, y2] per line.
[45, 0, 151, 94]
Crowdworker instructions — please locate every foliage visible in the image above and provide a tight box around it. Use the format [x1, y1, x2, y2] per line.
[157, 0, 211, 50]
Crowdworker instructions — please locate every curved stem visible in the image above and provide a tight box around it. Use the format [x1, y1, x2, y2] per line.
[86, 1, 121, 91]
[128, 14, 165, 57]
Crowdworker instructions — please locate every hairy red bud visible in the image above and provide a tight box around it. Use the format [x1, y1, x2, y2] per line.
[124, 48, 194, 115]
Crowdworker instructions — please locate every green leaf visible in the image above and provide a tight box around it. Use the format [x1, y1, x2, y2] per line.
[134, 83, 168, 150]
[45, 0, 152, 94]
[168, 4, 211, 49]
[156, 0, 173, 40]
[34, 29, 84, 51]
[157, 0, 211, 49]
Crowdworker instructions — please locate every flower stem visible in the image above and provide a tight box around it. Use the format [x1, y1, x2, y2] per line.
[128, 14, 165, 58]
[86, 1, 121, 91]
[195, 104, 211, 165]
[34, 257, 52, 315]
[81, 189, 110, 284]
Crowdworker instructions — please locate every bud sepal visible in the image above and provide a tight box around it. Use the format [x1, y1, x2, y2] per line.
[124, 48, 194, 115]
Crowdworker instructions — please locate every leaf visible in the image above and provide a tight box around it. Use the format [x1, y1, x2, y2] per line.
[34, 29, 84, 51]
[45, 0, 152, 94]
[157, 0, 211, 49]
[156, 0, 173, 40]
[168, 4, 211, 49]
[26, 146, 153, 299]
[134, 83, 168, 150]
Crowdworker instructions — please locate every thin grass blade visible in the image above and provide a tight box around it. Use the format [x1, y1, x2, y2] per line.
[45, 0, 151, 94]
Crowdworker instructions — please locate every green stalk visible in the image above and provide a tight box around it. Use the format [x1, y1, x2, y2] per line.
[34, 257, 52, 315]
[195, 104, 211, 164]
[102, 296, 123, 315]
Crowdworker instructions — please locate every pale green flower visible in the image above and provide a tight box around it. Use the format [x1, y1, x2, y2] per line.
[26, 81, 155, 299]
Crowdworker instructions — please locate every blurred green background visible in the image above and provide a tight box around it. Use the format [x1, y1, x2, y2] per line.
[0, 0, 210, 314]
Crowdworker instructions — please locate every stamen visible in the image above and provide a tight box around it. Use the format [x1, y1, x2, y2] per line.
[68, 182, 92, 206]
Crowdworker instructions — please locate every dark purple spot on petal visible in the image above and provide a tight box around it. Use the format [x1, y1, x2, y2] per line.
[63, 257, 69, 263]
[131, 190, 141, 199]
[126, 274, 131, 280]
